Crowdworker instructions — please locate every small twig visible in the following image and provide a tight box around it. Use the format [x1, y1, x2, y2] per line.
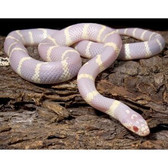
[0, 57, 10, 66]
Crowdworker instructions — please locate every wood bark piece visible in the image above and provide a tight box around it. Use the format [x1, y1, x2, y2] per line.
[1, 31, 168, 149]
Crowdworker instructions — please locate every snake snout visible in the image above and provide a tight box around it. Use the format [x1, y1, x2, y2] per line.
[123, 118, 150, 136]
[116, 107, 150, 136]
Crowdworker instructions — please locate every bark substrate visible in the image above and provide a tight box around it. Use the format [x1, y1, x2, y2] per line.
[1, 31, 168, 149]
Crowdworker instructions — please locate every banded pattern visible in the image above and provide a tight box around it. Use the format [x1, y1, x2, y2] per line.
[4, 24, 165, 136]
[75, 28, 165, 60]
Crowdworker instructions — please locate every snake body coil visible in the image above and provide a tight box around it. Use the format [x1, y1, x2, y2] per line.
[4, 23, 165, 136]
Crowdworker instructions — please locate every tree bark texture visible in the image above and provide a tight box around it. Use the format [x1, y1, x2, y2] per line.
[1, 31, 168, 149]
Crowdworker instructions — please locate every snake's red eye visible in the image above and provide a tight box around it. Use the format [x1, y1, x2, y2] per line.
[133, 126, 139, 132]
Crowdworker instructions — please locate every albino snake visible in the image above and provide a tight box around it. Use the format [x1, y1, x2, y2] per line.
[4, 23, 165, 136]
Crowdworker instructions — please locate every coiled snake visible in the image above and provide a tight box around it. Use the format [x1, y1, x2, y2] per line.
[4, 23, 165, 136]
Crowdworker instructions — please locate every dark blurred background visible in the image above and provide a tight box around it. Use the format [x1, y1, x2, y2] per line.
[0, 19, 168, 36]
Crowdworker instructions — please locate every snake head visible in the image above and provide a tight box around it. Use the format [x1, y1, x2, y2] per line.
[115, 108, 150, 136]
[122, 117, 150, 136]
